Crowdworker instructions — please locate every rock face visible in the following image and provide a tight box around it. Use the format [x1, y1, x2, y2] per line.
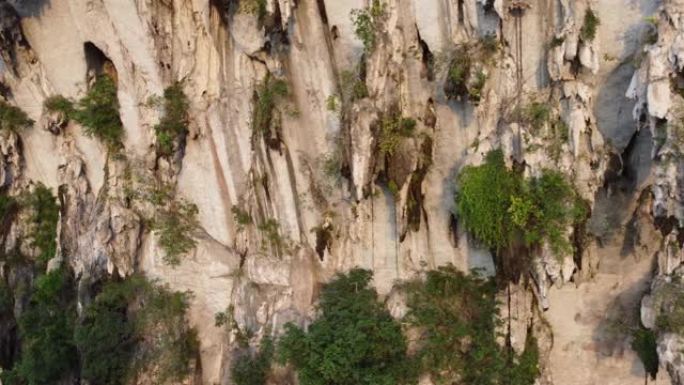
[3, 0, 684, 384]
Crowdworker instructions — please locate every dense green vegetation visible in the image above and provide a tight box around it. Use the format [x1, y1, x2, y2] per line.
[74, 276, 199, 385]
[456, 150, 518, 251]
[404, 265, 539, 385]
[456, 150, 584, 263]
[350, 0, 385, 51]
[580, 9, 600, 42]
[232, 337, 274, 385]
[154, 82, 189, 155]
[73, 76, 123, 146]
[0, 101, 33, 133]
[1, 269, 78, 385]
[252, 75, 288, 136]
[74, 278, 139, 385]
[278, 269, 414, 385]
[23, 184, 59, 265]
[45, 75, 123, 147]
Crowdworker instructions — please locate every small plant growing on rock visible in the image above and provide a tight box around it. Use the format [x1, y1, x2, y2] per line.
[0, 101, 33, 133]
[350, 0, 385, 52]
[232, 206, 252, 227]
[580, 8, 600, 42]
[252, 75, 288, 136]
[444, 38, 495, 104]
[154, 81, 190, 155]
[153, 198, 199, 266]
[239, 0, 267, 22]
[377, 112, 416, 156]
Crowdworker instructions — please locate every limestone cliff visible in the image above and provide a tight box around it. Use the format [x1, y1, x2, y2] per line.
[1, 0, 684, 384]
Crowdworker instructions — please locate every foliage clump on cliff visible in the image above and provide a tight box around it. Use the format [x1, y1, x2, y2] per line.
[278, 268, 414, 385]
[351, 0, 385, 52]
[444, 36, 498, 104]
[455, 149, 585, 270]
[580, 9, 600, 42]
[252, 75, 288, 138]
[44, 75, 123, 148]
[146, 184, 199, 266]
[0, 101, 33, 132]
[154, 82, 189, 155]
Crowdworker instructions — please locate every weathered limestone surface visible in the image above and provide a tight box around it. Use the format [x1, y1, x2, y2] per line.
[5, 0, 684, 384]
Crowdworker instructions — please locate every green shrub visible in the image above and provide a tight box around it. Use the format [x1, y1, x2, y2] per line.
[404, 265, 539, 385]
[154, 82, 189, 155]
[456, 149, 519, 251]
[232, 337, 274, 385]
[0, 101, 33, 132]
[23, 184, 59, 265]
[252, 75, 288, 136]
[515, 170, 583, 255]
[350, 0, 385, 51]
[278, 268, 414, 385]
[631, 327, 658, 380]
[44, 95, 75, 117]
[377, 112, 416, 156]
[72, 75, 123, 147]
[10, 269, 78, 385]
[232, 206, 252, 227]
[445, 39, 495, 103]
[258, 218, 284, 250]
[580, 9, 600, 42]
[520, 102, 551, 131]
[456, 150, 582, 259]
[153, 199, 199, 266]
[445, 50, 471, 100]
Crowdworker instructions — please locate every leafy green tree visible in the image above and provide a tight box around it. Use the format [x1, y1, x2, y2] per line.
[404, 265, 539, 385]
[278, 268, 414, 385]
[74, 278, 142, 385]
[10, 269, 78, 385]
